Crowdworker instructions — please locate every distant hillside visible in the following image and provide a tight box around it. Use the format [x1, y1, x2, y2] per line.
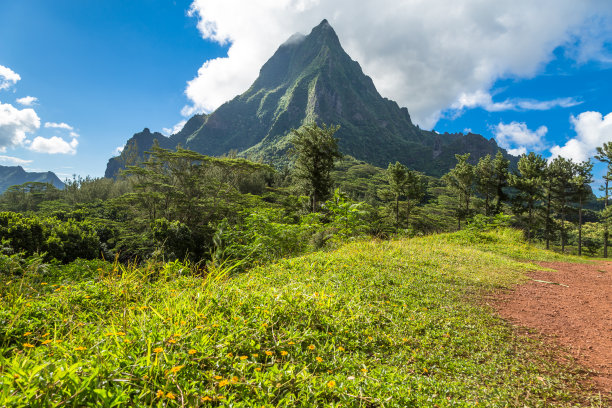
[0, 165, 64, 193]
[107, 19, 516, 178]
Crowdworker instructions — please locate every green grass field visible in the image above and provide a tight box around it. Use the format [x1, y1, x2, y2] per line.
[0, 229, 605, 407]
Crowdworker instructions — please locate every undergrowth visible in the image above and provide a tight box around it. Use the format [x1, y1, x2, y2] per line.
[0, 228, 605, 407]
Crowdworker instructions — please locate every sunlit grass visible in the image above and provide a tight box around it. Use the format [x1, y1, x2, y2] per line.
[0, 228, 604, 406]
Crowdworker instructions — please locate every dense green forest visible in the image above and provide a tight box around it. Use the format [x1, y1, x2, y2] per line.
[0, 124, 608, 267]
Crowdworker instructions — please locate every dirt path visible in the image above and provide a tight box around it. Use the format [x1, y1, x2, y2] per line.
[494, 261, 612, 394]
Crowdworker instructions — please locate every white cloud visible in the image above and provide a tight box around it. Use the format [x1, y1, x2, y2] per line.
[550, 111, 612, 162]
[0, 101, 40, 152]
[0, 65, 20, 91]
[114, 146, 124, 155]
[29, 136, 78, 155]
[16, 96, 38, 106]
[0, 155, 32, 165]
[162, 120, 187, 136]
[184, 0, 612, 128]
[451, 90, 581, 113]
[44, 122, 74, 131]
[494, 121, 548, 155]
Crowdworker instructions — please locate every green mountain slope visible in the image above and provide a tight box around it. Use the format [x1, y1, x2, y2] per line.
[0, 165, 64, 193]
[106, 20, 516, 178]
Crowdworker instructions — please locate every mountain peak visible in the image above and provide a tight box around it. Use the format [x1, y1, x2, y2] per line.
[309, 18, 340, 44]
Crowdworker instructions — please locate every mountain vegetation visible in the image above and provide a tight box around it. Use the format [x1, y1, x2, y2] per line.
[0, 165, 64, 193]
[106, 20, 516, 179]
[0, 18, 609, 408]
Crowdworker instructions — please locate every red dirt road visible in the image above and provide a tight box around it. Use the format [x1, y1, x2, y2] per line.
[494, 261, 612, 394]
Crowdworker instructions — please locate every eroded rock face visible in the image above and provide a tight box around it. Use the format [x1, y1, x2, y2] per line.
[107, 20, 516, 178]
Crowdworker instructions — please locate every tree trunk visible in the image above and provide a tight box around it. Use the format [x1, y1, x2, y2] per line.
[578, 197, 583, 256]
[395, 195, 399, 232]
[527, 202, 533, 242]
[545, 189, 552, 250]
[605, 178, 609, 258]
[561, 204, 566, 253]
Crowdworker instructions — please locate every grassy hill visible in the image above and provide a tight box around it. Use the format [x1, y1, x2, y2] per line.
[0, 229, 604, 406]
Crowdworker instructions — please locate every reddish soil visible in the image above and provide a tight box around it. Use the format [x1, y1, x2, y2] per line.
[494, 261, 612, 394]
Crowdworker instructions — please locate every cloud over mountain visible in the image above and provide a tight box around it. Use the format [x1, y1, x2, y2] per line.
[184, 0, 612, 129]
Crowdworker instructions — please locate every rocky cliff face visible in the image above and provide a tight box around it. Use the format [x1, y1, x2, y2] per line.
[106, 20, 515, 178]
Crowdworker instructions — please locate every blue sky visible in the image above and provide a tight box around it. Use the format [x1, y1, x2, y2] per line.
[1, 0, 612, 182]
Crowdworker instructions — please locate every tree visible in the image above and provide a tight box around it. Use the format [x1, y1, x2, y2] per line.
[290, 123, 342, 212]
[549, 157, 576, 253]
[475, 154, 496, 216]
[595, 142, 612, 257]
[509, 153, 546, 242]
[385, 162, 426, 231]
[571, 160, 593, 256]
[492, 151, 510, 214]
[442, 153, 474, 230]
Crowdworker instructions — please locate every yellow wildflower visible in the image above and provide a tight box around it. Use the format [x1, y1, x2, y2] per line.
[288, 341, 295, 345]
[153, 347, 163, 353]
[316, 357, 323, 363]
[188, 349, 197, 355]
[338, 346, 345, 351]
[166, 392, 176, 400]
[265, 350, 273, 356]
[42, 340, 52, 345]
[168, 365, 184, 375]
[75, 346, 87, 351]
[218, 380, 229, 387]
[240, 355, 248, 360]
[251, 353, 259, 358]
[42, 332, 50, 338]
[308, 344, 315, 350]
[214, 375, 222, 380]
[280, 351, 288, 356]
[361, 368, 368, 373]
[201, 396, 212, 402]
[168, 339, 177, 344]
[23, 343, 34, 348]
[156, 390, 165, 398]
[23, 332, 32, 336]
[255, 367, 262, 372]
[327, 380, 336, 388]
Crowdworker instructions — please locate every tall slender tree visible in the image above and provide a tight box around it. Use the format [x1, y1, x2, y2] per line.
[595, 142, 612, 257]
[289, 123, 342, 212]
[509, 153, 546, 242]
[549, 157, 576, 253]
[572, 160, 594, 256]
[475, 154, 496, 216]
[442, 153, 474, 230]
[385, 162, 426, 231]
[492, 151, 510, 214]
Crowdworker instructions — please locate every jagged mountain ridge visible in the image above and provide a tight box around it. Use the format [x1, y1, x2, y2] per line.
[0, 165, 64, 193]
[106, 19, 515, 178]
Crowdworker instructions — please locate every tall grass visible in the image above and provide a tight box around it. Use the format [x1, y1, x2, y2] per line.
[0, 229, 605, 406]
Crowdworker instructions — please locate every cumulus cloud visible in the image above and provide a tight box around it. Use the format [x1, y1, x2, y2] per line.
[184, 0, 612, 128]
[162, 120, 187, 136]
[0, 65, 20, 91]
[16, 96, 38, 106]
[0, 155, 32, 165]
[29, 136, 78, 155]
[0, 101, 40, 152]
[452, 91, 581, 113]
[494, 121, 548, 156]
[550, 111, 612, 162]
[44, 122, 74, 131]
